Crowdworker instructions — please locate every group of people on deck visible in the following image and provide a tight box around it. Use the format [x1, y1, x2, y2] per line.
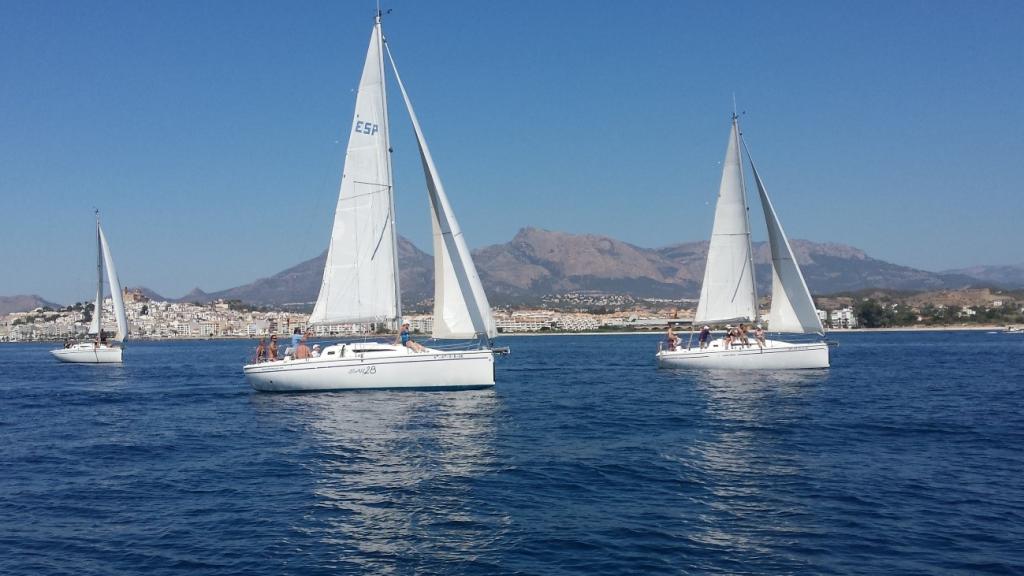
[253, 329, 323, 363]
[665, 323, 766, 352]
[252, 322, 426, 363]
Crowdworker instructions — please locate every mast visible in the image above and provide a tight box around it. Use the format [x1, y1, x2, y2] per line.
[734, 113, 759, 322]
[94, 210, 103, 341]
[378, 12, 402, 326]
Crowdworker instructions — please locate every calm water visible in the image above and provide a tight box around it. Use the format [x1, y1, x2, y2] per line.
[1, 332, 1022, 575]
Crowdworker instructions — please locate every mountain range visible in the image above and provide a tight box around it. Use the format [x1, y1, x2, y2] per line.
[0, 295, 61, 315]
[6, 228, 1022, 314]
[136, 228, 1024, 309]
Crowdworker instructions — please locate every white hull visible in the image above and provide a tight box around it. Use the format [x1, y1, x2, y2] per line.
[656, 338, 828, 370]
[243, 343, 495, 392]
[50, 343, 123, 364]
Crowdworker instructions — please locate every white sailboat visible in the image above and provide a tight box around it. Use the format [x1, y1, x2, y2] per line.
[243, 14, 501, 392]
[657, 114, 829, 369]
[51, 212, 129, 364]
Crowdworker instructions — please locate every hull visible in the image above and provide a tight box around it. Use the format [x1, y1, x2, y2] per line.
[243, 343, 495, 392]
[51, 344, 123, 364]
[656, 338, 828, 370]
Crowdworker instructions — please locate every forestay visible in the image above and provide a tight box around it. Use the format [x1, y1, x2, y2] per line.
[385, 45, 497, 340]
[747, 152, 824, 334]
[694, 118, 759, 325]
[310, 19, 399, 325]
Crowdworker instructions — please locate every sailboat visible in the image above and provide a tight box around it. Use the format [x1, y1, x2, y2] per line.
[51, 211, 129, 364]
[656, 114, 829, 369]
[243, 14, 501, 392]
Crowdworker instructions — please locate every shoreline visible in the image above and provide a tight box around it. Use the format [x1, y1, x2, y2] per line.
[1, 324, 1016, 344]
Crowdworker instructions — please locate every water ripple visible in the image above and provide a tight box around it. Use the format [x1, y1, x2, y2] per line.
[1, 333, 1023, 574]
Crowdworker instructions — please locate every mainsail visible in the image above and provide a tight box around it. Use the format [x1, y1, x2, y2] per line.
[746, 148, 824, 334]
[386, 45, 497, 340]
[694, 117, 759, 325]
[310, 17, 399, 325]
[99, 225, 129, 341]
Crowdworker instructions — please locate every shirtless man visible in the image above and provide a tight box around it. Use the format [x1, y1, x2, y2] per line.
[738, 323, 751, 347]
[754, 325, 766, 349]
[666, 327, 681, 351]
[294, 335, 311, 359]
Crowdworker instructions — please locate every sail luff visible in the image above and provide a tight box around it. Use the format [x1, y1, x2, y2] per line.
[89, 217, 102, 336]
[98, 225, 128, 342]
[384, 43, 496, 340]
[309, 18, 398, 326]
[744, 140, 824, 334]
[694, 117, 759, 325]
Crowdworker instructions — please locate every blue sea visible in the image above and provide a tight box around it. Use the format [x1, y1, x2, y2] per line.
[1, 332, 1022, 575]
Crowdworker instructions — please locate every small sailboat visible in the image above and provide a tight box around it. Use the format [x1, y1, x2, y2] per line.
[243, 13, 501, 392]
[51, 211, 129, 363]
[657, 114, 829, 369]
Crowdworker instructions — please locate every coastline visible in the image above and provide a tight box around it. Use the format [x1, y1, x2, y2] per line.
[499, 325, 1012, 336]
[2, 324, 1016, 344]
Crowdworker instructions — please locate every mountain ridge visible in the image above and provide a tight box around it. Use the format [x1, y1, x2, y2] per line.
[158, 228, 1023, 307]
[7, 229, 1021, 311]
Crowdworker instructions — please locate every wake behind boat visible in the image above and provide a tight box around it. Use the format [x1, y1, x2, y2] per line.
[244, 13, 502, 392]
[657, 114, 829, 370]
[51, 211, 129, 364]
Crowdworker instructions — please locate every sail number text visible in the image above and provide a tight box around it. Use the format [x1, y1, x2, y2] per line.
[354, 121, 379, 136]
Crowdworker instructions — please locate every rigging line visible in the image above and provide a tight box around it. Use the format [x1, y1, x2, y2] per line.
[369, 206, 392, 262]
[338, 185, 391, 202]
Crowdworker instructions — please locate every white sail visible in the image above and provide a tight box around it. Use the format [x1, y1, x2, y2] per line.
[88, 292, 101, 335]
[386, 45, 497, 340]
[747, 154, 824, 334]
[694, 118, 758, 325]
[98, 225, 129, 341]
[310, 19, 399, 325]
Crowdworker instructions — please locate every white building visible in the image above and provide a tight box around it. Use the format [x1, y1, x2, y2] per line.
[830, 307, 858, 329]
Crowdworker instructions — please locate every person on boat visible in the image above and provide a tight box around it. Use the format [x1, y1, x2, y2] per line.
[267, 335, 279, 361]
[254, 338, 267, 363]
[395, 322, 426, 352]
[738, 323, 751, 347]
[294, 335, 311, 359]
[666, 327, 680, 351]
[754, 325, 766, 349]
[724, 325, 734, 349]
[310, 344, 321, 358]
[698, 325, 711, 349]
[284, 327, 301, 357]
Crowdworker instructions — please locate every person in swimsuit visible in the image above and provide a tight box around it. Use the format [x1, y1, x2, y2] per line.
[738, 323, 750, 347]
[395, 322, 426, 352]
[254, 338, 267, 363]
[754, 325, 766, 349]
[666, 327, 680, 351]
[267, 335, 279, 361]
[294, 335, 311, 359]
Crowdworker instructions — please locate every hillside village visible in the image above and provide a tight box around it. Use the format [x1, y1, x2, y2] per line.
[2, 287, 1021, 342]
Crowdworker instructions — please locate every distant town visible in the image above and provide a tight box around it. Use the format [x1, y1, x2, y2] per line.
[1, 287, 1021, 342]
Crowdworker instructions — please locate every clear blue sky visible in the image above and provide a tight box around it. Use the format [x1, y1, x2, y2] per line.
[2, 0, 1022, 303]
